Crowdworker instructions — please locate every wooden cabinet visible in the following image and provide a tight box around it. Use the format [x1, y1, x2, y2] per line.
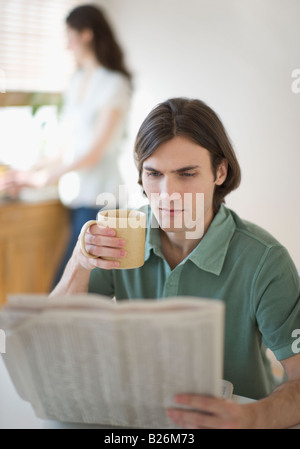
[0, 200, 70, 307]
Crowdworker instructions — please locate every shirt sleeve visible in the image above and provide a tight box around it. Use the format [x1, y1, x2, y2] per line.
[88, 267, 115, 298]
[252, 245, 300, 360]
[100, 73, 131, 112]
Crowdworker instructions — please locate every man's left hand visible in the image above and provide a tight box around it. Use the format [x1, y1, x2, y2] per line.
[167, 394, 254, 429]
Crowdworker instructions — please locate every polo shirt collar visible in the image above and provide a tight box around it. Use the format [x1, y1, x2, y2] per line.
[144, 210, 164, 260]
[189, 204, 235, 275]
[144, 204, 236, 276]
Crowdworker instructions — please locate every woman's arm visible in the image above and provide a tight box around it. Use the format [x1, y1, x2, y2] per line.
[0, 107, 123, 193]
[63, 108, 123, 172]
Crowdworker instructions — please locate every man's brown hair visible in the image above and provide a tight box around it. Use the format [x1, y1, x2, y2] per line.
[134, 97, 241, 214]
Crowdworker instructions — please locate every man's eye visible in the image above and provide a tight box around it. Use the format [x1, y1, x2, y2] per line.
[180, 172, 196, 177]
[147, 171, 161, 177]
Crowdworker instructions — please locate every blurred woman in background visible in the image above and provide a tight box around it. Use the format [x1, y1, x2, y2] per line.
[1, 4, 132, 285]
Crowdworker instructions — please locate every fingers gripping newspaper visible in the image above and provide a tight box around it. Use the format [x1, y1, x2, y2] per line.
[0, 294, 231, 428]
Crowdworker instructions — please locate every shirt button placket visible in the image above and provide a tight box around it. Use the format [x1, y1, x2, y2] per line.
[162, 267, 181, 297]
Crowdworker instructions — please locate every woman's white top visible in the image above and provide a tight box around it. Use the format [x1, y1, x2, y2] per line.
[58, 66, 132, 208]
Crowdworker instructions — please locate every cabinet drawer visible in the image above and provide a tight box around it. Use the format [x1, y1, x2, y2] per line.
[0, 200, 69, 238]
[0, 200, 70, 306]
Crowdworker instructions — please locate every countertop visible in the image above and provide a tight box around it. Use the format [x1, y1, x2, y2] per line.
[0, 186, 60, 206]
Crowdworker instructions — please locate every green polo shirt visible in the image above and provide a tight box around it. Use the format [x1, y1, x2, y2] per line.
[89, 204, 300, 400]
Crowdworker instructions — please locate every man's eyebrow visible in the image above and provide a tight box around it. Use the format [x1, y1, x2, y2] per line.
[171, 165, 200, 173]
[143, 165, 200, 173]
[143, 166, 160, 172]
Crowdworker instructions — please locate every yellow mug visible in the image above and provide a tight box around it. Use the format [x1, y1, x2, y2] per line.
[79, 209, 146, 269]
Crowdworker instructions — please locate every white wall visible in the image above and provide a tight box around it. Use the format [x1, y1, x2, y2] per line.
[96, 0, 300, 268]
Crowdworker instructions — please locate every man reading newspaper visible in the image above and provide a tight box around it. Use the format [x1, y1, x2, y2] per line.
[51, 98, 300, 429]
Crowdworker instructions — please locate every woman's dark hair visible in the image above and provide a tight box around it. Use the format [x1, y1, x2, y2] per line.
[66, 4, 132, 81]
[134, 97, 241, 214]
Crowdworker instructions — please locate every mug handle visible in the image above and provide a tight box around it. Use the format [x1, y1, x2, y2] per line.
[79, 220, 99, 259]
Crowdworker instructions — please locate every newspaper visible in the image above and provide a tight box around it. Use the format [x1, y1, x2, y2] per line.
[0, 294, 227, 428]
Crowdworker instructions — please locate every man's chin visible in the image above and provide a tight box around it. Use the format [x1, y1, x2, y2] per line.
[158, 221, 191, 234]
[159, 225, 185, 233]
[157, 216, 204, 239]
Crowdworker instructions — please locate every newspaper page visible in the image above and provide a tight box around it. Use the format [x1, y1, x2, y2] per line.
[0, 294, 225, 428]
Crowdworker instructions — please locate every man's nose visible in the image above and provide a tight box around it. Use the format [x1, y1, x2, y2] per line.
[160, 177, 181, 197]
[159, 178, 182, 205]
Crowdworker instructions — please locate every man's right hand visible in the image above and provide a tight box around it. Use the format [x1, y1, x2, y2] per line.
[76, 222, 127, 270]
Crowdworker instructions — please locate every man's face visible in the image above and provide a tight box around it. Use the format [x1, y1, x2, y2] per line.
[141, 136, 227, 238]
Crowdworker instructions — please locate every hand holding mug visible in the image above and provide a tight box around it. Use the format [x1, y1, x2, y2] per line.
[79, 209, 146, 270]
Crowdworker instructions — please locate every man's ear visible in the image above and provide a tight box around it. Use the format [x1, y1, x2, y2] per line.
[215, 159, 228, 186]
